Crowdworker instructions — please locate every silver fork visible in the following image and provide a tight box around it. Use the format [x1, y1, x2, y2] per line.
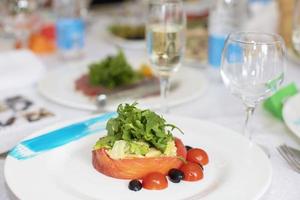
[277, 144, 300, 173]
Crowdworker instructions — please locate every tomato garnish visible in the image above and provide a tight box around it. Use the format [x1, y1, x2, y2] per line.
[142, 172, 168, 190]
[186, 148, 209, 166]
[180, 162, 203, 181]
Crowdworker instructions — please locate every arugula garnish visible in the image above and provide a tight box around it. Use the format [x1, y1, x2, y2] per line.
[88, 51, 142, 89]
[94, 103, 183, 153]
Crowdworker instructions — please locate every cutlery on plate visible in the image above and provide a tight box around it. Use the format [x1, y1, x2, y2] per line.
[9, 112, 116, 160]
[277, 144, 300, 173]
[95, 80, 179, 111]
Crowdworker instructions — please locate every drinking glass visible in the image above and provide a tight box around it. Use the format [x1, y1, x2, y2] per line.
[146, 0, 186, 112]
[221, 32, 285, 139]
[1, 0, 39, 49]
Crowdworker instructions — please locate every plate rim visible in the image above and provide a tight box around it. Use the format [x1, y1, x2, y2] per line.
[283, 93, 300, 138]
[4, 114, 272, 200]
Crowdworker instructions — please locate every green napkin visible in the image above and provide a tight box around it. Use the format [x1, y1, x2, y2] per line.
[263, 83, 298, 120]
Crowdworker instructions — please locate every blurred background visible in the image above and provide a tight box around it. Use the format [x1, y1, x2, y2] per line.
[0, 0, 294, 65]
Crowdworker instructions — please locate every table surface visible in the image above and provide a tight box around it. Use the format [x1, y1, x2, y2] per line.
[1, 3, 300, 200]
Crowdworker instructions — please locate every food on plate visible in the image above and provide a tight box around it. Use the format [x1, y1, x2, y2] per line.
[128, 179, 142, 191]
[168, 168, 185, 183]
[92, 103, 209, 191]
[186, 148, 209, 166]
[142, 172, 168, 190]
[180, 162, 203, 181]
[92, 103, 186, 179]
[109, 24, 145, 40]
[75, 51, 155, 97]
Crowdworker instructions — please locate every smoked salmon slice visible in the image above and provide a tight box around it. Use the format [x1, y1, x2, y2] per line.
[92, 138, 187, 180]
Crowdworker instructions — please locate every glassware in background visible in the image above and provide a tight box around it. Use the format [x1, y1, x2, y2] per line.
[1, 0, 40, 49]
[208, 0, 248, 68]
[146, 0, 186, 113]
[221, 32, 285, 140]
[53, 0, 86, 60]
[292, 0, 300, 55]
[78, 0, 91, 21]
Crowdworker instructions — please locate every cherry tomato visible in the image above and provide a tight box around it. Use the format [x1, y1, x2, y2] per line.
[142, 172, 168, 190]
[180, 162, 203, 181]
[186, 148, 209, 166]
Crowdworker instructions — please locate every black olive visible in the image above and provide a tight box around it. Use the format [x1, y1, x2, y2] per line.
[185, 145, 193, 151]
[168, 168, 185, 183]
[128, 179, 142, 191]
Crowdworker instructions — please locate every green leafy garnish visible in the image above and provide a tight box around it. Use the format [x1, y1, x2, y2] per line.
[94, 103, 183, 154]
[88, 51, 142, 89]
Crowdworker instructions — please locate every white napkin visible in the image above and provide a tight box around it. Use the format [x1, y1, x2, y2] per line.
[0, 50, 45, 91]
[0, 94, 59, 154]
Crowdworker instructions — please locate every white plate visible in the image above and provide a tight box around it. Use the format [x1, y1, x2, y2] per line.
[37, 63, 207, 111]
[283, 93, 300, 138]
[5, 115, 272, 200]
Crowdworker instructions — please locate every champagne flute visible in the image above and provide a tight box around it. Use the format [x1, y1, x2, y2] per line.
[146, 0, 186, 113]
[221, 32, 285, 140]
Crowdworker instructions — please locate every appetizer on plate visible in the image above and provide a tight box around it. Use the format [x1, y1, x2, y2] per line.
[75, 51, 156, 97]
[92, 103, 209, 191]
[109, 24, 145, 40]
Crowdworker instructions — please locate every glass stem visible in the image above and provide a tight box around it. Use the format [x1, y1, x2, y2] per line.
[244, 106, 255, 140]
[159, 75, 171, 113]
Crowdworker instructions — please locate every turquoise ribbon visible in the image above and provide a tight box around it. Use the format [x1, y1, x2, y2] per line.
[9, 112, 116, 160]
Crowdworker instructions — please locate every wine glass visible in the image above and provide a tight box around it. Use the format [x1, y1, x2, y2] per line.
[221, 32, 285, 140]
[146, 0, 186, 113]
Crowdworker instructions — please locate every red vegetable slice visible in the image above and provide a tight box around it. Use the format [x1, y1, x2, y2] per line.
[186, 148, 209, 166]
[142, 172, 168, 190]
[92, 138, 187, 179]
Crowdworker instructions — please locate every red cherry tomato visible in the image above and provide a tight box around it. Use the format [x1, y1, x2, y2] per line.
[142, 172, 168, 190]
[186, 148, 209, 166]
[180, 162, 203, 181]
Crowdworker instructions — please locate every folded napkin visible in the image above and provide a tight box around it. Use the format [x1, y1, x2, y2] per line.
[0, 94, 58, 153]
[0, 50, 45, 91]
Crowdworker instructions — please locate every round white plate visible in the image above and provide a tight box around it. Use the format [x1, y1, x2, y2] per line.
[5, 115, 272, 200]
[37, 63, 207, 111]
[283, 93, 300, 138]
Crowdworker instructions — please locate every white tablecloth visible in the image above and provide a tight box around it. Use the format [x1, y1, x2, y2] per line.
[1, 3, 300, 200]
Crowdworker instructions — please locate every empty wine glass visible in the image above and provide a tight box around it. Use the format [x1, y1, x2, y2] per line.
[221, 32, 285, 140]
[146, 0, 186, 113]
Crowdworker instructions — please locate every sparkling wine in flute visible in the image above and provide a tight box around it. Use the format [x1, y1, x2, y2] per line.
[147, 24, 185, 76]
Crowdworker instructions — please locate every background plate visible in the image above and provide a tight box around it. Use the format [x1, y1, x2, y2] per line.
[283, 93, 300, 138]
[37, 63, 207, 111]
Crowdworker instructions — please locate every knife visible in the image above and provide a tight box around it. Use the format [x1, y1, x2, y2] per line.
[9, 112, 116, 160]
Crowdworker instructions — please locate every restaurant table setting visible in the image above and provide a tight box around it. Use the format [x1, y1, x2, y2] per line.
[0, 0, 300, 200]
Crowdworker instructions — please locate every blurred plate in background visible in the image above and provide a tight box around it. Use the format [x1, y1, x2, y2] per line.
[38, 60, 207, 111]
[283, 93, 300, 138]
